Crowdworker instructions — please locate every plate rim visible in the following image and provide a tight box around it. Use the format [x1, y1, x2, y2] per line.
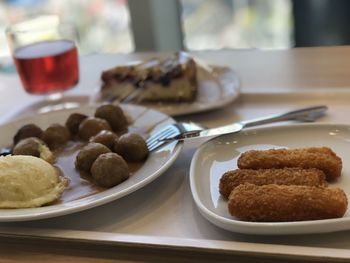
[190, 123, 350, 235]
[0, 104, 183, 222]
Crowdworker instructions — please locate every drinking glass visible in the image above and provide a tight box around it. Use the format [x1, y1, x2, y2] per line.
[6, 16, 80, 113]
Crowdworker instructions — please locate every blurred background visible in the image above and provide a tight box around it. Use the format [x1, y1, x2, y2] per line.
[0, 0, 349, 56]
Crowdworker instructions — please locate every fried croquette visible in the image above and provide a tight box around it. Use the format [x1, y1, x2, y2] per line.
[237, 147, 342, 182]
[219, 168, 327, 199]
[228, 184, 348, 222]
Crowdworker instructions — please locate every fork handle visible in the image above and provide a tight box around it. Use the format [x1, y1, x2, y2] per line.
[240, 105, 328, 128]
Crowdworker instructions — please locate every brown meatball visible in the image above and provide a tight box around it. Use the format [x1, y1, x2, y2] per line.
[13, 137, 42, 157]
[113, 133, 149, 162]
[41, 124, 71, 150]
[13, 124, 43, 145]
[89, 130, 119, 150]
[95, 104, 128, 132]
[65, 113, 88, 135]
[78, 117, 112, 141]
[12, 137, 55, 163]
[75, 142, 111, 172]
[91, 152, 129, 187]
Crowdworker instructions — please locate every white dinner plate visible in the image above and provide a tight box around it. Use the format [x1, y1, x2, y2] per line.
[190, 123, 350, 235]
[92, 53, 240, 116]
[0, 104, 182, 222]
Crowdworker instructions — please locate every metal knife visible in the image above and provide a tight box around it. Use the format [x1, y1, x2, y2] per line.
[161, 105, 328, 142]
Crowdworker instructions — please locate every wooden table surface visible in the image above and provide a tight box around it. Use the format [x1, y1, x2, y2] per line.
[1, 46, 350, 262]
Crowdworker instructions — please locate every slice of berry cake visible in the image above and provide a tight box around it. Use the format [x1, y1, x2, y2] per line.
[100, 52, 198, 103]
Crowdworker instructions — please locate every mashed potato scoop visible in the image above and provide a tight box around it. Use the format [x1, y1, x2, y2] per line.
[0, 155, 67, 208]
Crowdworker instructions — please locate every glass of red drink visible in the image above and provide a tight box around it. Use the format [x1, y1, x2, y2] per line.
[6, 16, 79, 113]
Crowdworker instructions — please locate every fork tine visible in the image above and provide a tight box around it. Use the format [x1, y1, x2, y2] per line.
[120, 87, 143, 103]
[146, 123, 183, 151]
[147, 123, 181, 141]
[146, 126, 174, 145]
[147, 127, 179, 149]
[148, 138, 176, 152]
[149, 127, 178, 142]
[147, 142, 165, 152]
[147, 130, 179, 151]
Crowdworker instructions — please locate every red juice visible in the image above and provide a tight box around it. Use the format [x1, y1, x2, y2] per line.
[13, 39, 79, 94]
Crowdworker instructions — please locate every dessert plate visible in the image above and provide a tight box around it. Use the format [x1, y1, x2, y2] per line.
[91, 53, 240, 116]
[0, 104, 182, 221]
[190, 123, 350, 235]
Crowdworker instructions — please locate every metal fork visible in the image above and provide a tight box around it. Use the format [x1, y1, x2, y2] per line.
[146, 122, 205, 151]
[146, 105, 328, 151]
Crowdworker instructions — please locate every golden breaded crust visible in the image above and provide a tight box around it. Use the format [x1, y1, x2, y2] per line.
[228, 184, 348, 222]
[219, 168, 327, 199]
[237, 147, 342, 182]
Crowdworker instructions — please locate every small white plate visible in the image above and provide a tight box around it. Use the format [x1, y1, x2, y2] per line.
[92, 53, 240, 116]
[190, 124, 350, 235]
[0, 104, 182, 221]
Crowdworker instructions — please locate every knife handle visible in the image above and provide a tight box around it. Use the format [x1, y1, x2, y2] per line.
[240, 105, 328, 128]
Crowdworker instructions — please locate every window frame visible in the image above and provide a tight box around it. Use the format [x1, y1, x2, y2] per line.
[127, 0, 184, 52]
